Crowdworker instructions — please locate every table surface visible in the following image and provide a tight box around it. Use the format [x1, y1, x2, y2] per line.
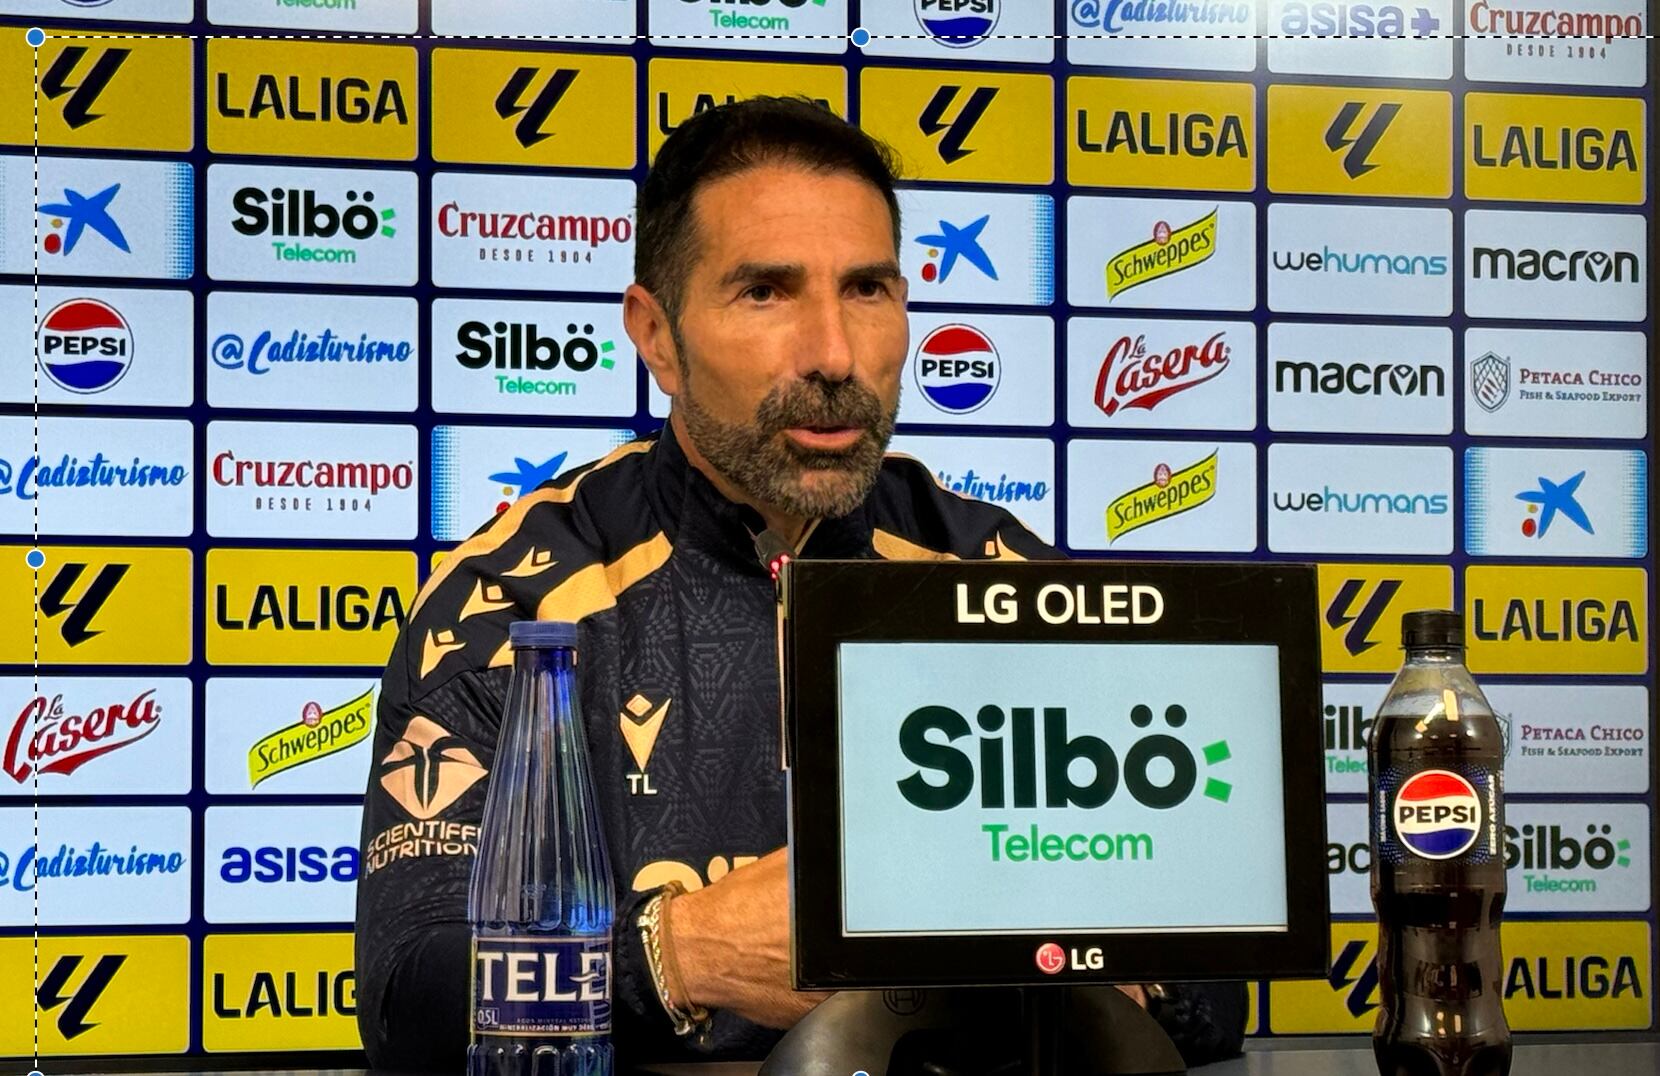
[631, 1039, 1660, 1075]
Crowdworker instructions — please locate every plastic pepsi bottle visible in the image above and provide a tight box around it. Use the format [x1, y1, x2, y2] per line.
[1369, 610, 1511, 1076]
[469, 620, 614, 1076]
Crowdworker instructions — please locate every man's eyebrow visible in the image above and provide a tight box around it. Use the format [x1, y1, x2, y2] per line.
[717, 261, 804, 289]
[842, 260, 902, 283]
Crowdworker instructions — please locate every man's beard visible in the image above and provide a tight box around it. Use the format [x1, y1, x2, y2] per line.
[675, 353, 898, 522]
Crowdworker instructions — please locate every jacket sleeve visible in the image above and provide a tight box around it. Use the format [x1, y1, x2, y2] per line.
[354, 660, 695, 1071]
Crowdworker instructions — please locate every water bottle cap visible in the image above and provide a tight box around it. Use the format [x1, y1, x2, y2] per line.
[508, 619, 579, 649]
[1401, 609, 1462, 649]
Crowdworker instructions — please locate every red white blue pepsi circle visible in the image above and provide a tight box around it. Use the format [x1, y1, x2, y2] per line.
[1392, 769, 1482, 860]
[37, 298, 132, 394]
[914, 0, 1000, 47]
[914, 323, 999, 414]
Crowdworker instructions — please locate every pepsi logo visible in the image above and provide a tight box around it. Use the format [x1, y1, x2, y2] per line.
[1034, 941, 1066, 975]
[914, 323, 999, 414]
[1393, 769, 1482, 860]
[915, 0, 1000, 47]
[37, 298, 133, 394]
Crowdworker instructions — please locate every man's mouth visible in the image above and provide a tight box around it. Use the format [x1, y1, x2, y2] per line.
[784, 425, 864, 451]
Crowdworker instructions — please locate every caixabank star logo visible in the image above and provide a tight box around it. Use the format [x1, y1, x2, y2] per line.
[0, 935, 189, 1055]
[1465, 92, 1644, 206]
[0, 32, 192, 152]
[431, 49, 636, 169]
[207, 39, 416, 161]
[860, 68, 1053, 184]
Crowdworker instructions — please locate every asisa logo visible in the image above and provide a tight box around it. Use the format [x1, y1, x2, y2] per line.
[915, 0, 1000, 46]
[915, 214, 997, 284]
[219, 844, 359, 883]
[1276, 2, 1442, 37]
[231, 186, 397, 263]
[36, 298, 132, 393]
[1393, 769, 1481, 859]
[914, 324, 999, 414]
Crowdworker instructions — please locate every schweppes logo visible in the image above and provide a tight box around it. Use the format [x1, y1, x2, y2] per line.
[1466, 93, 1644, 206]
[0, 33, 192, 152]
[431, 49, 636, 169]
[1318, 564, 1452, 673]
[1105, 210, 1216, 299]
[649, 58, 846, 157]
[207, 549, 415, 666]
[247, 687, 374, 789]
[1267, 85, 1452, 199]
[207, 39, 417, 161]
[1069, 76, 1255, 193]
[1269, 921, 1651, 1033]
[861, 68, 1054, 185]
[204, 933, 357, 1051]
[0, 935, 188, 1055]
[2, 546, 191, 665]
[1467, 566, 1646, 676]
[1105, 452, 1217, 543]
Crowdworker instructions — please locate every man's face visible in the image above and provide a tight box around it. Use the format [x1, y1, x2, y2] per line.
[668, 163, 909, 521]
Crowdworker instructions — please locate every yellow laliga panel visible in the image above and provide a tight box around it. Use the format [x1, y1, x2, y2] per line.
[207, 39, 418, 161]
[1316, 564, 1453, 674]
[861, 67, 1054, 185]
[431, 49, 636, 169]
[648, 58, 846, 158]
[0, 935, 189, 1055]
[1267, 85, 1452, 199]
[203, 933, 359, 1051]
[0, 32, 193, 151]
[1269, 922, 1652, 1033]
[1466, 93, 1645, 206]
[206, 548, 416, 666]
[1466, 566, 1648, 675]
[1067, 76, 1255, 193]
[1, 546, 192, 665]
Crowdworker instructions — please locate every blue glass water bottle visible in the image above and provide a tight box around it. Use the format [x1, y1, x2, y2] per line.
[469, 619, 614, 1076]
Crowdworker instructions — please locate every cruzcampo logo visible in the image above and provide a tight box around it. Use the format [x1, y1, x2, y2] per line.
[1105, 209, 1217, 299]
[247, 686, 374, 788]
[1106, 451, 1218, 543]
[895, 700, 1233, 863]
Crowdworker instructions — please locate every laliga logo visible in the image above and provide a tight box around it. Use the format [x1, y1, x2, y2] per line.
[1393, 770, 1481, 860]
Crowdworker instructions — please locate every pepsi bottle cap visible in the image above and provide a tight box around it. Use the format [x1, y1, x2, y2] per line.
[1401, 609, 1462, 649]
[508, 619, 580, 649]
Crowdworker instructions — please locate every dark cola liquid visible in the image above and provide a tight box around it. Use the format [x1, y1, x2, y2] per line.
[1369, 648, 1512, 1076]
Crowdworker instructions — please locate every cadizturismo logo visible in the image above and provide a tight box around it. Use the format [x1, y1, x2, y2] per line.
[895, 700, 1233, 863]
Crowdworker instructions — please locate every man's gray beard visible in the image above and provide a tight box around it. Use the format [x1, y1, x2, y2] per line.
[674, 357, 898, 522]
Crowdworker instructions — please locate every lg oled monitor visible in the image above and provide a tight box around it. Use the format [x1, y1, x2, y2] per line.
[781, 560, 1328, 990]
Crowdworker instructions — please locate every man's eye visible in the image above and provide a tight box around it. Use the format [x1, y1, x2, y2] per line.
[744, 284, 776, 302]
[852, 279, 888, 298]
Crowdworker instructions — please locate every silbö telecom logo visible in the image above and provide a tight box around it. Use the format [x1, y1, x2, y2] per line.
[896, 701, 1233, 864]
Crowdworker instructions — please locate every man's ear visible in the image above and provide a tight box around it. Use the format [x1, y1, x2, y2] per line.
[623, 283, 681, 398]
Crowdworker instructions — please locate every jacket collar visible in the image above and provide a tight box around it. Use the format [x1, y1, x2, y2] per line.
[644, 419, 875, 574]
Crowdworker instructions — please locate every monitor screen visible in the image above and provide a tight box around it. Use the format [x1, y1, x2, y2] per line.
[783, 560, 1328, 989]
[836, 640, 1287, 938]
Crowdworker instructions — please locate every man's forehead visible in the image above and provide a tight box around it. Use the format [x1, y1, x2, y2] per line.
[689, 172, 896, 275]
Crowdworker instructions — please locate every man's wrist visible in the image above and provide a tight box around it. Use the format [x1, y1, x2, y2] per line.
[641, 882, 712, 1038]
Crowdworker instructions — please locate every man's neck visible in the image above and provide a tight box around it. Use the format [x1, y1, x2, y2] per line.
[668, 410, 812, 550]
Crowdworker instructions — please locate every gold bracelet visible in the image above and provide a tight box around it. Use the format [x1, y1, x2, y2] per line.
[639, 881, 712, 1038]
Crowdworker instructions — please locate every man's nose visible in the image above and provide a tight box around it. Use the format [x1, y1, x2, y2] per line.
[796, 290, 856, 384]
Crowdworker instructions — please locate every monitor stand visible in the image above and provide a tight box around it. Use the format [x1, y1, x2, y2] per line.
[758, 985, 1187, 1076]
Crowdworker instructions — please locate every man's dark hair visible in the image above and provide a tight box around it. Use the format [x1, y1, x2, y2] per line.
[634, 95, 903, 326]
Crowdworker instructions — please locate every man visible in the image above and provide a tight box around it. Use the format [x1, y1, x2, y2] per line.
[356, 96, 1245, 1069]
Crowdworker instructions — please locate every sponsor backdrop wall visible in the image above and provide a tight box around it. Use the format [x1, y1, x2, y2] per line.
[0, 0, 1653, 1061]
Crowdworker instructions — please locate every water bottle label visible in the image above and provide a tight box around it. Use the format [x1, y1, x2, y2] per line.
[472, 935, 612, 1036]
[1376, 765, 1502, 864]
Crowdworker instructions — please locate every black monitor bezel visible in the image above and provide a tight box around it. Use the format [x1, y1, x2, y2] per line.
[782, 559, 1329, 990]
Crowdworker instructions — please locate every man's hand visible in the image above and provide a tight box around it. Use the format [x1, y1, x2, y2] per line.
[661, 847, 834, 1029]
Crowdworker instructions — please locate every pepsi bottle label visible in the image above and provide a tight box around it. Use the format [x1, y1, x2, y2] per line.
[472, 935, 612, 1036]
[1376, 766, 1502, 864]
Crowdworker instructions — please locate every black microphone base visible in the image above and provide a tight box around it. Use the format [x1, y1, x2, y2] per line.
[758, 985, 1187, 1076]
